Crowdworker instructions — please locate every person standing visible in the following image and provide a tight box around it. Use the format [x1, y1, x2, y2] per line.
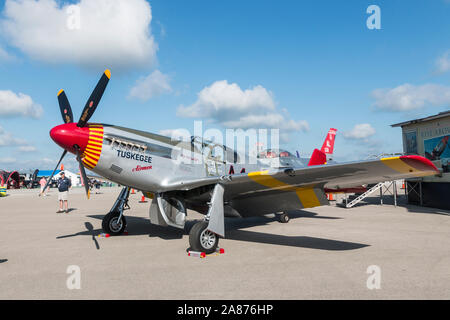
[57, 172, 71, 213]
[39, 176, 47, 196]
[95, 179, 101, 194]
[39, 176, 46, 195]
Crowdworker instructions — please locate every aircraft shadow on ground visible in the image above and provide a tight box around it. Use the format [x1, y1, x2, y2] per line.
[55, 211, 368, 251]
[220, 213, 367, 251]
[405, 203, 450, 216]
[0, 259, 7, 264]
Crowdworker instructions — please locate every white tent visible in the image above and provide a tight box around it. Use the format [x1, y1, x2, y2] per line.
[53, 170, 81, 187]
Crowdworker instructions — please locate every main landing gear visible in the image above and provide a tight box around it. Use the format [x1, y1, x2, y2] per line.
[189, 221, 219, 254]
[277, 212, 290, 223]
[188, 184, 225, 254]
[102, 187, 130, 235]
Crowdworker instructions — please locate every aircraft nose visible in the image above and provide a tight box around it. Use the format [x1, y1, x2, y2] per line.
[50, 123, 89, 154]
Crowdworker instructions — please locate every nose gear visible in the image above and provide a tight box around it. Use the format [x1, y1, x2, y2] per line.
[102, 187, 131, 235]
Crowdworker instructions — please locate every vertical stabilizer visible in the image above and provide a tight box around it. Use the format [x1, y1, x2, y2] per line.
[321, 128, 337, 155]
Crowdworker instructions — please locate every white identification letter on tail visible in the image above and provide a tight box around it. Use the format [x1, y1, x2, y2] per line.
[321, 128, 337, 155]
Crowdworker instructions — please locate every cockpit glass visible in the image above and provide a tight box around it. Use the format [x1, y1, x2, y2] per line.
[258, 149, 293, 158]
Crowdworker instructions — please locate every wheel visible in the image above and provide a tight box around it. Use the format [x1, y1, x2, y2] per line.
[189, 221, 219, 254]
[102, 211, 127, 235]
[278, 213, 290, 223]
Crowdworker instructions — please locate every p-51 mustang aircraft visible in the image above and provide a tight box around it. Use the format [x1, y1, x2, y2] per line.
[44, 70, 439, 253]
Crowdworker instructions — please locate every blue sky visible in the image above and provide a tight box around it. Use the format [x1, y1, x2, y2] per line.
[0, 0, 449, 172]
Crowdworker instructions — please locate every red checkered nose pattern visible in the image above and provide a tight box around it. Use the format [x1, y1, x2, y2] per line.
[49, 123, 89, 155]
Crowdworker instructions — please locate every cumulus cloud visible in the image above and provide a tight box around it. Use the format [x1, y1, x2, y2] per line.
[372, 83, 450, 112]
[0, 157, 16, 164]
[222, 113, 309, 131]
[0, 46, 15, 62]
[177, 80, 308, 132]
[0, 125, 28, 146]
[17, 145, 37, 152]
[343, 123, 376, 140]
[178, 81, 275, 118]
[0, 0, 157, 71]
[435, 51, 450, 74]
[129, 70, 172, 101]
[0, 90, 43, 118]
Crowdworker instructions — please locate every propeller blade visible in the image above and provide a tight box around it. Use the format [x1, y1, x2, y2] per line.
[77, 69, 111, 127]
[75, 147, 90, 199]
[57, 89, 74, 124]
[40, 150, 67, 195]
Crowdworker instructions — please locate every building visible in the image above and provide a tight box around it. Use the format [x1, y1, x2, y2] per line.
[391, 110, 450, 210]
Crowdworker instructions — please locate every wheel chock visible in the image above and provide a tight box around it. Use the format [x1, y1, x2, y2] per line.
[98, 231, 128, 237]
[97, 233, 110, 238]
[187, 248, 225, 258]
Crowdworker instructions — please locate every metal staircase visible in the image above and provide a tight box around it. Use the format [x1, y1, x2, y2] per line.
[344, 182, 386, 208]
[340, 180, 401, 208]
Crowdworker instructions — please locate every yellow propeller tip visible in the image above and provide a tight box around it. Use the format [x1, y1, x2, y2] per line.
[57, 89, 64, 96]
[104, 69, 111, 79]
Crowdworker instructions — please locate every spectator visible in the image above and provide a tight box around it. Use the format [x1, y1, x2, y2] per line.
[56, 172, 71, 213]
[39, 177, 47, 196]
[95, 180, 101, 194]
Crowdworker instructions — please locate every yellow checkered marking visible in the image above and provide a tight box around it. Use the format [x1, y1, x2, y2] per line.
[248, 170, 321, 208]
[82, 125, 103, 169]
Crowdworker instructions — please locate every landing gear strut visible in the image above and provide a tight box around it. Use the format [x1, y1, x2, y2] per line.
[102, 187, 130, 235]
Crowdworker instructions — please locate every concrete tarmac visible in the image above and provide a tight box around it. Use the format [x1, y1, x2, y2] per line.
[0, 187, 449, 299]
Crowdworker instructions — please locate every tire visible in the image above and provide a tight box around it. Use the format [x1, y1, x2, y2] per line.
[102, 211, 127, 235]
[189, 221, 219, 254]
[278, 213, 290, 223]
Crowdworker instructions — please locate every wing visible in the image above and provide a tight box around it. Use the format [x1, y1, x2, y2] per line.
[164, 155, 438, 214]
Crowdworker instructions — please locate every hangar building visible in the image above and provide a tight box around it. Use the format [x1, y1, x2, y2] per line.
[391, 110, 450, 210]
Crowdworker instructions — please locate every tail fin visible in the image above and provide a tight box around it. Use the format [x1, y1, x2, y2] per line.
[308, 148, 327, 166]
[320, 128, 337, 155]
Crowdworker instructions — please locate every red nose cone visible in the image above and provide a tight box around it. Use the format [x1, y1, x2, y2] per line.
[50, 123, 89, 154]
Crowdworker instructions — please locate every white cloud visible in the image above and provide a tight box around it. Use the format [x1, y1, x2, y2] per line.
[177, 80, 308, 132]
[435, 51, 450, 74]
[0, 90, 43, 118]
[222, 113, 309, 131]
[178, 80, 275, 118]
[1, 0, 157, 71]
[0, 157, 16, 164]
[0, 45, 15, 62]
[17, 145, 37, 152]
[129, 70, 172, 101]
[343, 123, 376, 140]
[372, 83, 450, 112]
[0, 125, 28, 146]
